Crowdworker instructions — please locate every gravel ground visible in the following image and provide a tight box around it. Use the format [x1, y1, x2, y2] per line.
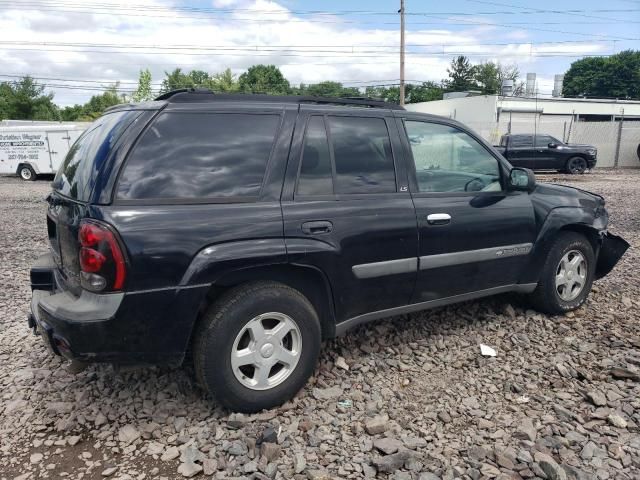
[0, 170, 638, 480]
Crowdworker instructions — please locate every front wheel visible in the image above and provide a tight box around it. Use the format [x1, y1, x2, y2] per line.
[528, 232, 595, 315]
[566, 157, 587, 174]
[193, 281, 321, 412]
[19, 165, 36, 181]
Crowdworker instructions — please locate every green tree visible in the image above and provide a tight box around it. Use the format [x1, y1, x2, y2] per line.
[159, 68, 241, 93]
[0, 76, 59, 120]
[188, 70, 211, 87]
[0, 82, 14, 119]
[132, 69, 153, 102]
[474, 61, 501, 94]
[444, 56, 478, 92]
[238, 65, 290, 95]
[160, 68, 194, 93]
[363, 82, 443, 104]
[210, 68, 240, 92]
[406, 81, 444, 103]
[295, 81, 360, 97]
[474, 61, 523, 95]
[73, 83, 126, 121]
[563, 50, 640, 98]
[59, 104, 85, 121]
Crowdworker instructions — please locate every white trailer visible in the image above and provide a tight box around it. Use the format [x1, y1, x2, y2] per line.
[0, 124, 88, 180]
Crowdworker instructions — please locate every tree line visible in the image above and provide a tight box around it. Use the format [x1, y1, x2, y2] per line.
[1, 50, 638, 122]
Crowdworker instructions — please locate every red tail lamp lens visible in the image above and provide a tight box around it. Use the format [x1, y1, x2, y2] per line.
[78, 221, 127, 291]
[79, 247, 106, 273]
[79, 224, 104, 247]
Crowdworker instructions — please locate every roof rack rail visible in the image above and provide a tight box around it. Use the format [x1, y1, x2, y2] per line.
[153, 89, 405, 110]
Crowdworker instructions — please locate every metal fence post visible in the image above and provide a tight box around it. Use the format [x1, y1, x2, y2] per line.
[614, 108, 624, 169]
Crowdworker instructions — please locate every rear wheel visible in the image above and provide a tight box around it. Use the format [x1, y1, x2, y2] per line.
[193, 281, 321, 412]
[528, 232, 595, 315]
[566, 157, 587, 175]
[18, 165, 36, 181]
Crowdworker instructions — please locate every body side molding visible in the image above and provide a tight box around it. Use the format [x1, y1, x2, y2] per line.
[352, 257, 417, 279]
[335, 283, 537, 336]
[419, 243, 533, 270]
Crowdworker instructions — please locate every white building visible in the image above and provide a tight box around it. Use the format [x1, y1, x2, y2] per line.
[406, 95, 640, 168]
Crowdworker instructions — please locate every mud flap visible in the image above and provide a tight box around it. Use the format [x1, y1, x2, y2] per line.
[595, 232, 630, 279]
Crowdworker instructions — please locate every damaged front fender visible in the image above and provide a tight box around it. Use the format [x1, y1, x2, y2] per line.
[596, 232, 630, 280]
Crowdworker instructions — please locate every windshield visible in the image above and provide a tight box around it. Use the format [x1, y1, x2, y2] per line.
[53, 110, 141, 201]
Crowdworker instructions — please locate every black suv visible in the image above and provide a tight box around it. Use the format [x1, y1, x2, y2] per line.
[29, 91, 628, 412]
[495, 133, 597, 174]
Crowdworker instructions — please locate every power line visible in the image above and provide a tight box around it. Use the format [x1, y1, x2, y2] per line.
[0, 40, 615, 60]
[1, 2, 638, 27]
[461, 0, 640, 22]
[0, 39, 617, 50]
[0, 46, 613, 59]
[418, 14, 640, 41]
[2, 0, 637, 17]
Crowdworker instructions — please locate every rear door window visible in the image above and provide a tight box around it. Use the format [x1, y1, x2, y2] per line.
[296, 116, 333, 196]
[327, 116, 396, 194]
[53, 110, 141, 201]
[117, 112, 281, 201]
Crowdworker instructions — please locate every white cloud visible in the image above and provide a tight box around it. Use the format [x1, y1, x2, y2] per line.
[0, 0, 609, 105]
[213, 0, 243, 7]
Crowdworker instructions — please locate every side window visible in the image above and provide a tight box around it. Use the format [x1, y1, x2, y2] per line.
[405, 121, 502, 193]
[534, 135, 552, 148]
[296, 116, 333, 196]
[327, 116, 396, 194]
[511, 135, 533, 148]
[117, 113, 280, 200]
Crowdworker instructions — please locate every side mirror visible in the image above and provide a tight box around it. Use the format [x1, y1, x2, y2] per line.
[548, 142, 558, 149]
[508, 167, 536, 192]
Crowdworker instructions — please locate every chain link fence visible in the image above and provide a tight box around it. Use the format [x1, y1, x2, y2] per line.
[464, 115, 640, 169]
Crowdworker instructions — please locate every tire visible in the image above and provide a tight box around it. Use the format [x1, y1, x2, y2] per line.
[565, 157, 587, 175]
[193, 281, 321, 412]
[18, 165, 36, 181]
[528, 232, 595, 315]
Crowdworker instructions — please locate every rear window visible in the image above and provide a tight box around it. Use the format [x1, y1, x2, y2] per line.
[117, 112, 281, 201]
[510, 135, 533, 148]
[53, 110, 140, 201]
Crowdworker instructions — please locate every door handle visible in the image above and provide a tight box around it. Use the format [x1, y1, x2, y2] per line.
[426, 213, 451, 225]
[301, 221, 333, 235]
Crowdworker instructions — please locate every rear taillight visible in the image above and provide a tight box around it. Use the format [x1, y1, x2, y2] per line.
[78, 220, 127, 292]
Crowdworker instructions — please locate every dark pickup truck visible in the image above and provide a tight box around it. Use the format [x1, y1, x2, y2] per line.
[495, 134, 597, 174]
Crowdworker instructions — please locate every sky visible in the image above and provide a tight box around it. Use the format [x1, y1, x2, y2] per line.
[0, 0, 638, 106]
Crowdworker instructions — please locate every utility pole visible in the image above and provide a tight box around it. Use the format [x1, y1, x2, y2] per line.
[399, 0, 405, 106]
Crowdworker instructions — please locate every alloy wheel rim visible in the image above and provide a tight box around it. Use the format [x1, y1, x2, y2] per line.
[230, 312, 302, 390]
[569, 158, 586, 174]
[21, 168, 32, 179]
[555, 250, 587, 301]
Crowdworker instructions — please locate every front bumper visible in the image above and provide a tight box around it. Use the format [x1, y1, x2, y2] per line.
[28, 252, 207, 365]
[595, 232, 629, 279]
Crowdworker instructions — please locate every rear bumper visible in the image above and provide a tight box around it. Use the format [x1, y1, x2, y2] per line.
[28, 252, 207, 365]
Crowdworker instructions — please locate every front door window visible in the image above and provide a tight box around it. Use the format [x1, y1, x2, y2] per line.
[405, 121, 502, 193]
